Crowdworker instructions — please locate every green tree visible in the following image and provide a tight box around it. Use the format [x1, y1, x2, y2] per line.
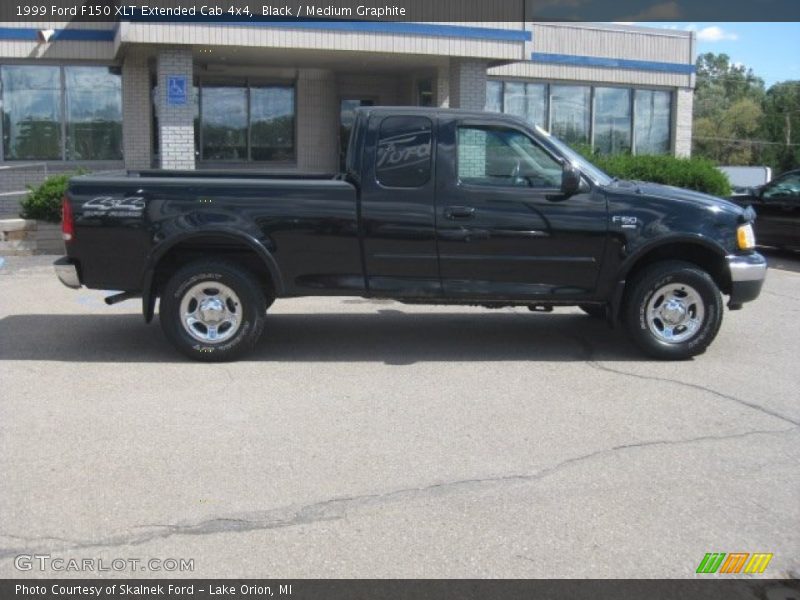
[693, 53, 765, 164]
[692, 53, 800, 173]
[759, 81, 800, 172]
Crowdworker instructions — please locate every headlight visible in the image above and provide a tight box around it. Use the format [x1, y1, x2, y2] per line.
[737, 223, 756, 250]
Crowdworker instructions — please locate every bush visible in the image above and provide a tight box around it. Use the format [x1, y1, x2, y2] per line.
[19, 172, 81, 223]
[574, 148, 732, 197]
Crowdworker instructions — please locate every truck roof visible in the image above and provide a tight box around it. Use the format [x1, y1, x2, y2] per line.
[354, 106, 520, 121]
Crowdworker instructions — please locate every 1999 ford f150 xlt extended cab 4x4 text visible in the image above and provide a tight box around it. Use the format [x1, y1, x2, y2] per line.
[55, 107, 767, 361]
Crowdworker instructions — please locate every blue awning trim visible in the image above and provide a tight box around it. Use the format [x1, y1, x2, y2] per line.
[531, 52, 695, 74]
[0, 28, 115, 41]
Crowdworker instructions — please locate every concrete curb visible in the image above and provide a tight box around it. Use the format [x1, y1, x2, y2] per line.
[0, 219, 64, 256]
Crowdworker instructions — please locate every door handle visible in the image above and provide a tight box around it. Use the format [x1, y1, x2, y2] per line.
[444, 206, 475, 220]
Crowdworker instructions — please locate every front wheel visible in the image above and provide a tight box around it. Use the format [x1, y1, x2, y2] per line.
[624, 261, 723, 360]
[160, 260, 267, 361]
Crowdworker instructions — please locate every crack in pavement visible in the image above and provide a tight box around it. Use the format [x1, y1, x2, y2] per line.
[587, 359, 800, 427]
[1, 425, 796, 560]
[561, 330, 800, 428]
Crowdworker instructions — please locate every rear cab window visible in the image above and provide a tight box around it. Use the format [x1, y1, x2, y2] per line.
[375, 116, 433, 188]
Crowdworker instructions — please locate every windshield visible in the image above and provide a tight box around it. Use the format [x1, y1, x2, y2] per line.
[534, 126, 613, 186]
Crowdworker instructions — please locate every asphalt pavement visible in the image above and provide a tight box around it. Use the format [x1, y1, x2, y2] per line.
[0, 251, 798, 578]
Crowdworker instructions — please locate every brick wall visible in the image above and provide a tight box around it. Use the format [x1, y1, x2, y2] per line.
[122, 53, 152, 170]
[457, 129, 487, 179]
[436, 65, 450, 108]
[296, 69, 338, 173]
[449, 59, 488, 111]
[673, 87, 693, 157]
[155, 48, 195, 170]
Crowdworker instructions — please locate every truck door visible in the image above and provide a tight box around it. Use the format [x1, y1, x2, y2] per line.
[358, 113, 441, 297]
[754, 171, 800, 247]
[434, 116, 607, 299]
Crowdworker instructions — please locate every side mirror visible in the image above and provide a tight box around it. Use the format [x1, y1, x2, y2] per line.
[561, 164, 582, 197]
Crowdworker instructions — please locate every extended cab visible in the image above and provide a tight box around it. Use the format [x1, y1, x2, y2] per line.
[55, 107, 767, 361]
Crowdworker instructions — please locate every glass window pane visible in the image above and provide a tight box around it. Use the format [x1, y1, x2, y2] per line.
[763, 173, 800, 200]
[376, 116, 432, 188]
[504, 82, 526, 118]
[550, 85, 590, 145]
[417, 79, 433, 107]
[1, 66, 62, 160]
[486, 81, 502, 113]
[250, 86, 294, 161]
[524, 83, 547, 128]
[201, 86, 247, 160]
[458, 126, 562, 188]
[634, 90, 672, 155]
[65, 66, 122, 160]
[594, 87, 631, 155]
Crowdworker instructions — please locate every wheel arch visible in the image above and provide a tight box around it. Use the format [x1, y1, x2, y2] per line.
[141, 230, 284, 323]
[610, 237, 731, 323]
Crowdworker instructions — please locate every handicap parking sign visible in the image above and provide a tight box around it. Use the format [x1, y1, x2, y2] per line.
[167, 76, 187, 106]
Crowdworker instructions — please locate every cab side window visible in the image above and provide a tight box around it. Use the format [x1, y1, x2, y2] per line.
[763, 173, 800, 200]
[457, 126, 562, 188]
[375, 116, 432, 188]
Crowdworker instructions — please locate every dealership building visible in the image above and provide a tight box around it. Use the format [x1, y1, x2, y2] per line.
[0, 17, 695, 212]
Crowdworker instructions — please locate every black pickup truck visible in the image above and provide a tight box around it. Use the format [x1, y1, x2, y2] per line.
[55, 107, 767, 361]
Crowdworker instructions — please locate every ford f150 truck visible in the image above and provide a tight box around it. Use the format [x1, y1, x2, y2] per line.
[55, 107, 767, 361]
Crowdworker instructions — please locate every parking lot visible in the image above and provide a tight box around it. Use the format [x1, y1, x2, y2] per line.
[0, 251, 798, 578]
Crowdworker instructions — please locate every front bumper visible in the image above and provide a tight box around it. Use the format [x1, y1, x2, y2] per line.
[726, 252, 767, 308]
[54, 256, 81, 289]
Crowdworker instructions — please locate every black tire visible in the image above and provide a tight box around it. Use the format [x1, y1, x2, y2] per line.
[264, 297, 275, 311]
[624, 260, 723, 360]
[579, 304, 607, 319]
[160, 260, 266, 361]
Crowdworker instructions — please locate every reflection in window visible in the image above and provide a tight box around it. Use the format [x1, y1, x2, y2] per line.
[503, 82, 547, 127]
[250, 87, 294, 161]
[65, 67, 122, 160]
[763, 173, 800, 200]
[458, 126, 561, 188]
[634, 90, 671, 154]
[550, 85, 590, 145]
[486, 80, 674, 157]
[376, 116, 432, 188]
[1, 66, 62, 160]
[201, 87, 247, 160]
[594, 87, 631, 155]
[486, 80, 503, 113]
[197, 84, 295, 162]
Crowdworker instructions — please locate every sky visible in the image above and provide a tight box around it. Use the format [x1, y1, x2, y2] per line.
[640, 23, 800, 87]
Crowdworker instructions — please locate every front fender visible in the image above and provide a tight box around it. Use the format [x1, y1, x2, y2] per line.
[616, 233, 729, 280]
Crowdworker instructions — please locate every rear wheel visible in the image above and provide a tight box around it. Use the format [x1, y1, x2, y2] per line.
[160, 260, 266, 361]
[624, 261, 722, 360]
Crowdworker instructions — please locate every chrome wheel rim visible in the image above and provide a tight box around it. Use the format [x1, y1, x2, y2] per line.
[179, 281, 242, 343]
[646, 282, 705, 344]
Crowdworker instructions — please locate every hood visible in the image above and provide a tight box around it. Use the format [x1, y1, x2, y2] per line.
[610, 180, 746, 219]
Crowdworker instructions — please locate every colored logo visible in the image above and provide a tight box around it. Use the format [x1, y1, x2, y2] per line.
[696, 552, 773, 574]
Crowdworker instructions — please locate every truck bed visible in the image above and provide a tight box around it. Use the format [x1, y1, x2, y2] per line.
[66, 171, 361, 294]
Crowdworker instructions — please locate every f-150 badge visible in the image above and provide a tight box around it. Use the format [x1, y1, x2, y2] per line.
[612, 215, 640, 228]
